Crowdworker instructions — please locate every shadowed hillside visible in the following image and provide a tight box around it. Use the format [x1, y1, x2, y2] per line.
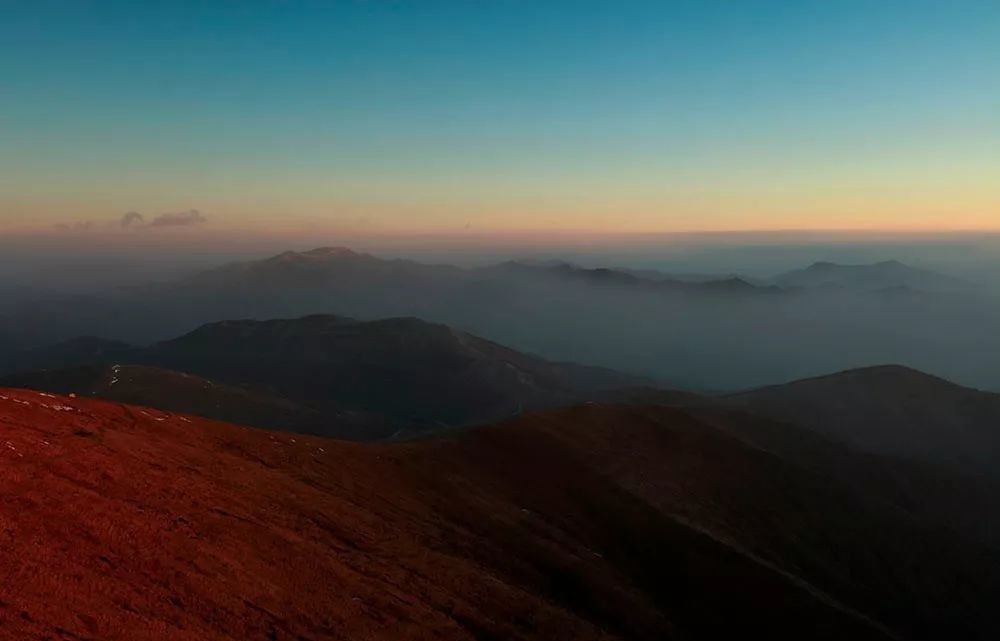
[724, 365, 1000, 477]
[0, 364, 388, 439]
[2, 391, 999, 639]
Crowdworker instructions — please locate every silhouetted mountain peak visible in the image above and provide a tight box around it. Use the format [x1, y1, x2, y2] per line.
[803, 260, 906, 273]
[494, 260, 781, 295]
[772, 363, 963, 389]
[302, 246, 359, 257]
[775, 260, 967, 293]
[264, 246, 367, 265]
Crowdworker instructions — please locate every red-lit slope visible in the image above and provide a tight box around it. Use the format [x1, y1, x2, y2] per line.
[0, 390, 990, 640]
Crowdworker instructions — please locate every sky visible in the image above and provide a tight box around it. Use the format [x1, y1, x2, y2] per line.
[1, 0, 998, 240]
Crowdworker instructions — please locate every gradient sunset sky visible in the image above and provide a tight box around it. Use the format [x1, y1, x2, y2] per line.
[2, 1, 997, 238]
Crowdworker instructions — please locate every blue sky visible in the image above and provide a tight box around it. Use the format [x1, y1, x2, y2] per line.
[1, 1, 997, 235]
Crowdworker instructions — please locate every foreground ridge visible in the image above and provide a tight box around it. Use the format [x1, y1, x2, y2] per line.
[2, 390, 997, 640]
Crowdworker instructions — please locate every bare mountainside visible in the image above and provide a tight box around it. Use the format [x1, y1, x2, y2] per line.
[3, 391, 1000, 639]
[1, 315, 645, 438]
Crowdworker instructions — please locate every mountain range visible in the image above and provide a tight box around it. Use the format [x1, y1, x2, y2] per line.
[5, 306, 1000, 474]
[5, 312, 1000, 522]
[1, 247, 995, 391]
[1, 249, 999, 639]
[772, 259, 972, 292]
[1, 314, 645, 438]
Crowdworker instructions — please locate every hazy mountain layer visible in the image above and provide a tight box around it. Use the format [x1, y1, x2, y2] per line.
[1, 315, 644, 438]
[1, 248, 998, 390]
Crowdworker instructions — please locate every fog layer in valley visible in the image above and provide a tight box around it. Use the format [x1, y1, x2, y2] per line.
[1, 232, 999, 392]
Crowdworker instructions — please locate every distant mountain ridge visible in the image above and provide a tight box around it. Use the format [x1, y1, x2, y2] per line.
[166, 248, 788, 303]
[1, 314, 647, 438]
[181, 246, 461, 290]
[1, 247, 995, 393]
[492, 260, 779, 295]
[773, 260, 969, 292]
[177, 249, 971, 304]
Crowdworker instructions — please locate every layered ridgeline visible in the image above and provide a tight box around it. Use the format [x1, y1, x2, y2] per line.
[7, 322, 1000, 551]
[0, 247, 996, 391]
[0, 315, 644, 439]
[0, 247, 774, 350]
[7, 322, 1000, 483]
[2, 390, 1000, 640]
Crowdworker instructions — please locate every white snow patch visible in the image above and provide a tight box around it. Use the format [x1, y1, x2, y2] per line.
[43, 404, 75, 412]
[109, 364, 122, 387]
